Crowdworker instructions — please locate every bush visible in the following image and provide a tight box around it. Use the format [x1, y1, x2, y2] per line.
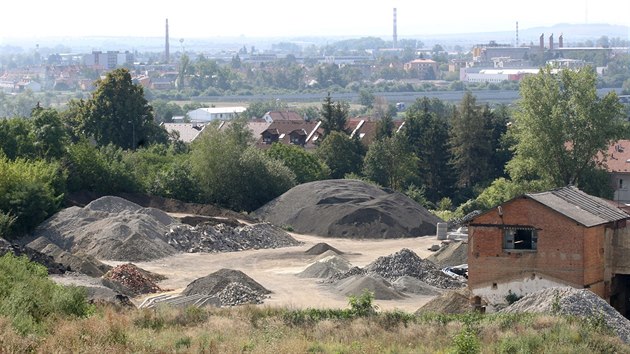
[0, 155, 65, 237]
[0, 253, 92, 335]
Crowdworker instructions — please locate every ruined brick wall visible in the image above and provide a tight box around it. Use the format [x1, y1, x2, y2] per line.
[469, 197, 589, 289]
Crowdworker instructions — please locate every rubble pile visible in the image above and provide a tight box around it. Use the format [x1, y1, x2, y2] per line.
[501, 287, 630, 344]
[216, 282, 269, 306]
[164, 222, 301, 253]
[183, 269, 271, 307]
[365, 249, 463, 289]
[0, 237, 67, 274]
[103, 263, 163, 296]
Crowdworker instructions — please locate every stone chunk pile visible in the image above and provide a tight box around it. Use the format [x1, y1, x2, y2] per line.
[501, 287, 630, 344]
[164, 222, 301, 253]
[181, 269, 272, 307]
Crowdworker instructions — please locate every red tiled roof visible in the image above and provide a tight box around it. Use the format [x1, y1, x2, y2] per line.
[601, 140, 630, 173]
[266, 111, 304, 121]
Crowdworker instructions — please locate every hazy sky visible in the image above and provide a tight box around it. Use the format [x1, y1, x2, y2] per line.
[2, 0, 629, 39]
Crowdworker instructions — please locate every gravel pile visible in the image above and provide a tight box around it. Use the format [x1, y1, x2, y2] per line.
[50, 272, 134, 308]
[164, 222, 301, 253]
[254, 179, 442, 238]
[30, 196, 178, 262]
[0, 238, 67, 274]
[305, 243, 344, 256]
[364, 249, 463, 289]
[426, 241, 468, 268]
[392, 276, 442, 296]
[500, 287, 630, 344]
[334, 274, 407, 300]
[183, 269, 271, 306]
[103, 263, 164, 296]
[28, 237, 111, 277]
[298, 255, 352, 279]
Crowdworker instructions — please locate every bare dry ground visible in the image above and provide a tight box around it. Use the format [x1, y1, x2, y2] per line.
[105, 232, 442, 312]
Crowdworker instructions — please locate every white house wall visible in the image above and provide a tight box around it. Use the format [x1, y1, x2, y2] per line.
[471, 274, 574, 312]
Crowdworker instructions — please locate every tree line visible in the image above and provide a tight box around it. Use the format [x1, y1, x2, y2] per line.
[0, 66, 626, 239]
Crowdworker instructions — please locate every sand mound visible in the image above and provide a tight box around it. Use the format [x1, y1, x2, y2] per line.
[335, 274, 406, 300]
[426, 241, 468, 268]
[304, 242, 344, 255]
[501, 287, 630, 344]
[311, 250, 344, 262]
[298, 255, 351, 278]
[416, 288, 473, 314]
[392, 276, 442, 296]
[254, 179, 442, 238]
[29, 196, 178, 262]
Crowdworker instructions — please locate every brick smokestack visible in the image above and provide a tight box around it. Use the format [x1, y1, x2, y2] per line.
[393, 8, 398, 49]
[559, 33, 564, 48]
[540, 33, 545, 49]
[165, 19, 170, 63]
[549, 33, 554, 50]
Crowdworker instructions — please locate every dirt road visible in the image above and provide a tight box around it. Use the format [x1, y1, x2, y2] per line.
[107, 233, 443, 312]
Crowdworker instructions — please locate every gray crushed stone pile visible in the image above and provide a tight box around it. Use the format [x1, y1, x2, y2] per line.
[329, 248, 463, 290]
[254, 179, 442, 238]
[29, 196, 178, 262]
[164, 222, 301, 253]
[501, 287, 630, 344]
[180, 269, 271, 307]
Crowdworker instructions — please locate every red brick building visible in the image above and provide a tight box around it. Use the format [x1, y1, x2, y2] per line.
[468, 186, 630, 314]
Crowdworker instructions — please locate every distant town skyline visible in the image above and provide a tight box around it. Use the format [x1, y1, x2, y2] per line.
[1, 0, 629, 41]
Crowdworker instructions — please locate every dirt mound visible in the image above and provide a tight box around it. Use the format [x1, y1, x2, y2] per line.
[311, 249, 343, 262]
[426, 241, 468, 268]
[183, 269, 271, 297]
[164, 222, 301, 253]
[334, 274, 406, 300]
[392, 276, 443, 296]
[416, 288, 473, 314]
[50, 272, 134, 308]
[29, 196, 178, 262]
[254, 179, 442, 238]
[500, 287, 630, 343]
[364, 249, 463, 289]
[304, 242, 344, 255]
[0, 238, 67, 275]
[103, 263, 164, 296]
[298, 255, 351, 279]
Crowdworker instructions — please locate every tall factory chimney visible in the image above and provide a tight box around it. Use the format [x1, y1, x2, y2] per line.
[549, 33, 554, 50]
[540, 33, 545, 49]
[393, 8, 398, 49]
[559, 33, 564, 48]
[515, 21, 519, 47]
[165, 18, 170, 63]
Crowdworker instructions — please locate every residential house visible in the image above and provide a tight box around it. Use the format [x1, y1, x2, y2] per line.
[468, 186, 630, 316]
[403, 59, 439, 79]
[187, 107, 246, 122]
[162, 123, 206, 143]
[600, 140, 630, 204]
[257, 120, 320, 149]
[262, 110, 306, 123]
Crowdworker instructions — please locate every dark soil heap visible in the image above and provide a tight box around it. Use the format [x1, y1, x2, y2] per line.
[103, 263, 163, 296]
[254, 179, 442, 238]
[304, 243, 344, 256]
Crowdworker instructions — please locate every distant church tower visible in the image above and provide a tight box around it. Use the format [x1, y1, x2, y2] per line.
[393, 8, 398, 49]
[165, 18, 170, 63]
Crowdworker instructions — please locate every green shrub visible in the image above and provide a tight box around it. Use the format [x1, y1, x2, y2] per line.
[0, 253, 92, 335]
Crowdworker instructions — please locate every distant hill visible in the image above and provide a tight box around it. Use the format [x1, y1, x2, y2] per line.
[1, 23, 628, 54]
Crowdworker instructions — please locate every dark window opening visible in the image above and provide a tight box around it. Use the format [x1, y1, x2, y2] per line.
[504, 228, 537, 250]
